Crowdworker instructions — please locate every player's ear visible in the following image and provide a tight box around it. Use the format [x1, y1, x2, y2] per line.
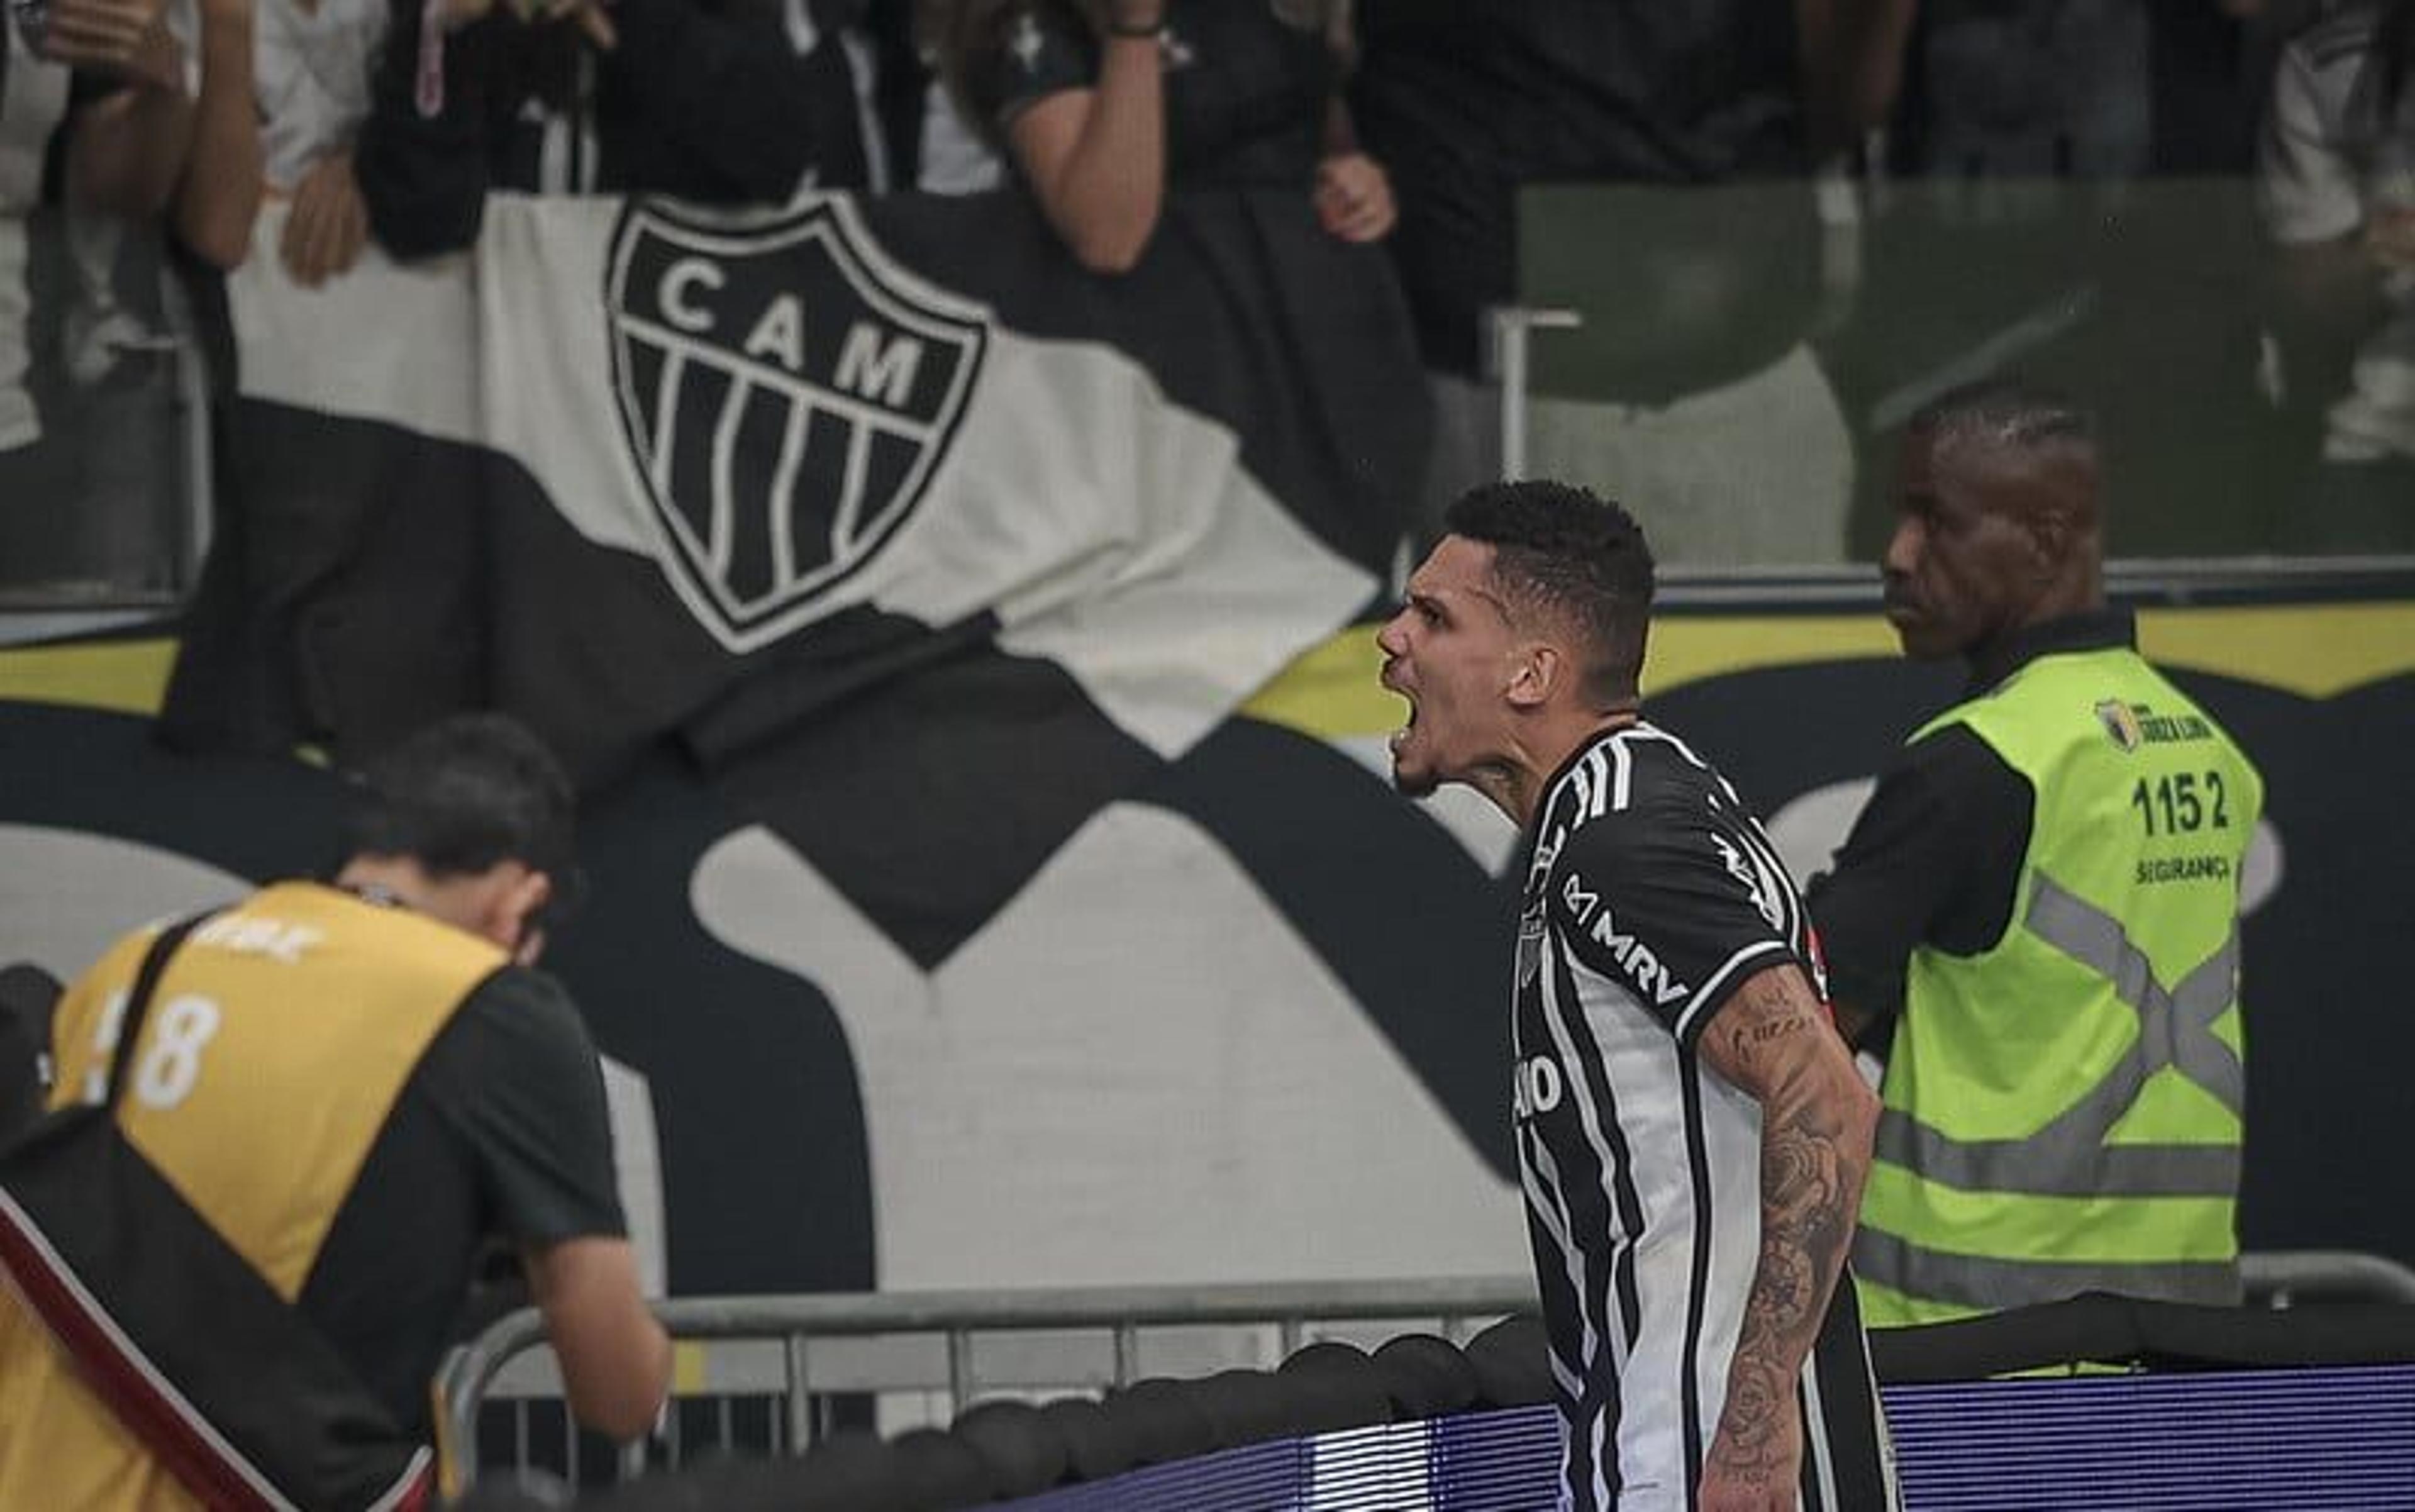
[1506, 642, 1559, 710]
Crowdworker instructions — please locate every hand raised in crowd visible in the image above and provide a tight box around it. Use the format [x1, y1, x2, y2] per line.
[1314, 151, 1396, 243]
[38, 0, 182, 90]
[282, 149, 368, 287]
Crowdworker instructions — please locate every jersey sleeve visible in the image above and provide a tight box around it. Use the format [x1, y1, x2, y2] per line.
[422, 968, 627, 1248]
[1546, 798, 1802, 1047]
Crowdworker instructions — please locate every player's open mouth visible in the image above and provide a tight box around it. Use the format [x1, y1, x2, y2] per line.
[1389, 694, 1418, 754]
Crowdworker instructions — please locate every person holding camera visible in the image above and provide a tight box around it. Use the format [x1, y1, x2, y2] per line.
[3, 0, 192, 225]
[0, 713, 670, 1509]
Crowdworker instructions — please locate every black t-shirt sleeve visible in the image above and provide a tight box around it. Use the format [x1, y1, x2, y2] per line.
[1547, 798, 1802, 1046]
[417, 967, 626, 1247]
[1804, 723, 2033, 1036]
[964, 1, 1097, 131]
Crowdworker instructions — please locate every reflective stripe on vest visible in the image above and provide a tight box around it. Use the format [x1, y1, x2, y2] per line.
[1855, 1229, 2243, 1312]
[1870, 876, 2243, 1201]
[1856, 865, 2248, 1315]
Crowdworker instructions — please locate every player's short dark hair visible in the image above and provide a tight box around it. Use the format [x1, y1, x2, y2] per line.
[338, 714, 580, 907]
[1908, 378, 2096, 463]
[1443, 479, 1655, 708]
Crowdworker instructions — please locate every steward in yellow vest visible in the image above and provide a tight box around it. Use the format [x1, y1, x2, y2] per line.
[1807, 382, 2265, 1328]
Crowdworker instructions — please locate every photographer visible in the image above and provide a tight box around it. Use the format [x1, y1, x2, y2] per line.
[0, 713, 670, 1509]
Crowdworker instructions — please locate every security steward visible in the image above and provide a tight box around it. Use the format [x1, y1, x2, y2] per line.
[0, 713, 670, 1509]
[1808, 381, 2265, 1328]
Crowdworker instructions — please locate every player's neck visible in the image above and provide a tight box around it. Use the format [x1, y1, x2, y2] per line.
[1508, 707, 1641, 830]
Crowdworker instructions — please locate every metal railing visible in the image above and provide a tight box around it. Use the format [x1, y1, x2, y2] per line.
[2242, 1249, 2415, 1308]
[436, 1274, 1536, 1489]
[436, 1251, 2415, 1493]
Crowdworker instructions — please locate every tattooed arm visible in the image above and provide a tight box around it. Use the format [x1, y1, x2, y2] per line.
[1694, 961, 1879, 1512]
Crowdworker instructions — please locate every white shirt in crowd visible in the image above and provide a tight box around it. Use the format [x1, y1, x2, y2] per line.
[2259, 3, 2415, 464]
[2, 10, 74, 449]
[256, 0, 387, 189]
[916, 76, 999, 195]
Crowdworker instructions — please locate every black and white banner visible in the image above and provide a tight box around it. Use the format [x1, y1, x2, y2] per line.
[170, 187, 1421, 964]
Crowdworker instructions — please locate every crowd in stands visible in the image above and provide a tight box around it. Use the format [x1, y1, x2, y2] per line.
[4, 0, 2414, 597]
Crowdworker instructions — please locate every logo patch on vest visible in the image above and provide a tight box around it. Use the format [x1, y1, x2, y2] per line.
[2096, 699, 2144, 753]
[606, 201, 989, 653]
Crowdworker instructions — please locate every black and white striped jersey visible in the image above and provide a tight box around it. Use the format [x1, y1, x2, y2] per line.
[1511, 720, 1898, 1512]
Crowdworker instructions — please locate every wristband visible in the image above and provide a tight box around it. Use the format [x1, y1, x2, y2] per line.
[1105, 14, 1165, 38]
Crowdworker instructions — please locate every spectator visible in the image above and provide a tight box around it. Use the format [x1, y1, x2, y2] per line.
[1854, 2, 2303, 560]
[169, 0, 382, 281]
[928, 0, 1394, 274]
[1807, 382, 2265, 1328]
[167, 0, 264, 269]
[1894, 0, 2153, 192]
[1890, 0, 2301, 191]
[0, 713, 670, 1506]
[355, 0, 885, 259]
[1351, 1, 1912, 566]
[909, 0, 997, 193]
[913, 67, 1000, 192]
[2, 0, 199, 591]
[2258, 0, 2415, 552]
[2, 0, 194, 225]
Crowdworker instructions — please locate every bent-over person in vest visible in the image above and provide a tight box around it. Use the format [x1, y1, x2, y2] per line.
[0, 713, 670, 1509]
[1809, 381, 2266, 1328]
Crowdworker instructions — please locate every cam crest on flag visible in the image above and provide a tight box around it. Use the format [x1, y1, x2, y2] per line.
[606, 199, 989, 653]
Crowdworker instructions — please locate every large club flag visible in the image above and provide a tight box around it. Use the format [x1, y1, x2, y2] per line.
[164, 189, 1424, 965]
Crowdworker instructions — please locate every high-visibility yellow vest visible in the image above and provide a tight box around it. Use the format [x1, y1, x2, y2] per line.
[1855, 647, 2264, 1328]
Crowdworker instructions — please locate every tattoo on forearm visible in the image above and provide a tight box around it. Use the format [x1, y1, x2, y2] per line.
[1703, 970, 1868, 1487]
[1730, 1013, 1811, 1055]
